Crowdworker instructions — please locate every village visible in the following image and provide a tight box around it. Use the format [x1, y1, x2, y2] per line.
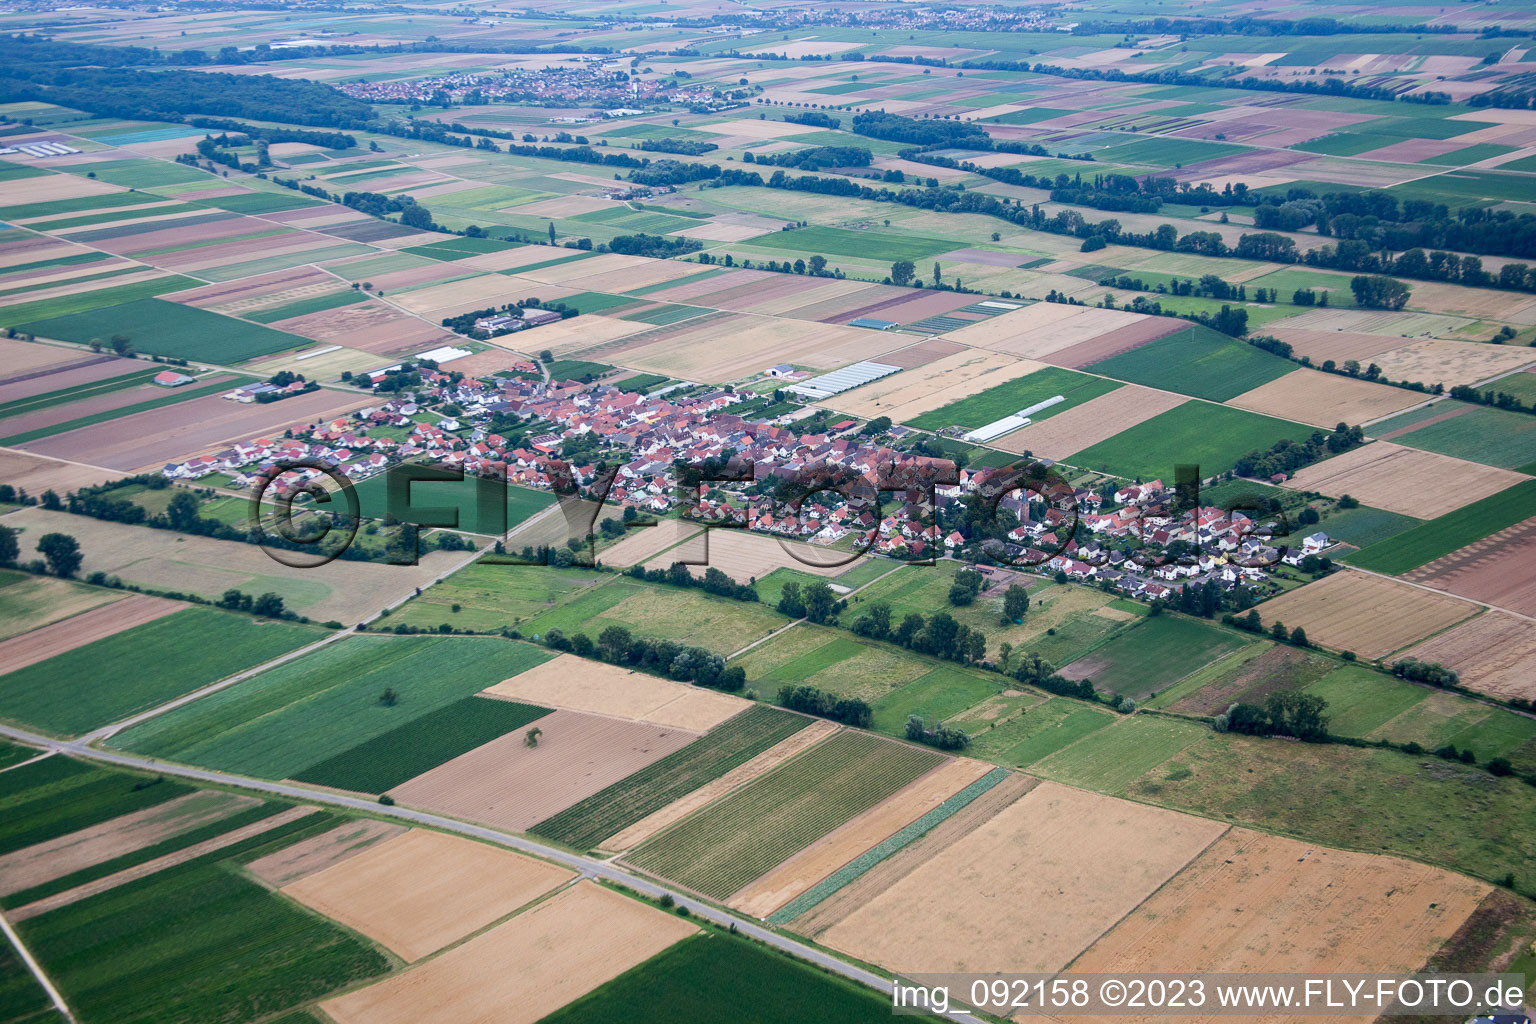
[161, 361, 1332, 608]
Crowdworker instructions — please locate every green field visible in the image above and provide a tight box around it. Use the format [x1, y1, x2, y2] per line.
[1085, 326, 1295, 402]
[1107, 725, 1536, 899]
[392, 562, 606, 632]
[1318, 504, 1422, 549]
[63, 158, 209, 187]
[544, 359, 613, 380]
[1305, 664, 1429, 737]
[1346, 479, 1536, 574]
[0, 366, 161, 421]
[1059, 615, 1254, 701]
[1030, 714, 1207, 791]
[0, 758, 192, 858]
[538, 931, 909, 1024]
[0, 933, 56, 1024]
[869, 665, 1003, 735]
[1374, 405, 1536, 470]
[625, 730, 942, 900]
[530, 705, 812, 850]
[109, 635, 553, 779]
[616, 372, 671, 393]
[18, 298, 309, 362]
[347, 470, 554, 536]
[1070, 401, 1307, 479]
[0, 608, 323, 736]
[961, 697, 1115, 767]
[292, 695, 552, 794]
[731, 626, 933, 703]
[743, 224, 955, 262]
[0, 374, 255, 447]
[522, 577, 789, 655]
[20, 810, 388, 1024]
[907, 366, 1122, 431]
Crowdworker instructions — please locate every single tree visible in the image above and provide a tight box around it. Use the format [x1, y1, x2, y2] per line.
[36, 532, 82, 578]
[547, 221, 557, 244]
[1003, 584, 1029, 623]
[524, 726, 542, 747]
[889, 259, 916, 287]
[379, 688, 398, 707]
[0, 524, 17, 567]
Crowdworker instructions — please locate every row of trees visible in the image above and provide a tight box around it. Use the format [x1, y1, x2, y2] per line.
[627, 561, 760, 603]
[543, 623, 747, 691]
[1233, 423, 1365, 480]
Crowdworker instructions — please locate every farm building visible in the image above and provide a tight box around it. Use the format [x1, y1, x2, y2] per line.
[848, 317, 899, 331]
[152, 370, 194, 387]
[786, 361, 903, 401]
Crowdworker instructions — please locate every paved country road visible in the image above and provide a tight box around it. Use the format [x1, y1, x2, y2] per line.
[0, 722, 984, 1024]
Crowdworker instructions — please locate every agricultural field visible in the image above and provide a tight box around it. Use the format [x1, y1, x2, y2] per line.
[281, 829, 574, 961]
[0, 606, 322, 736]
[1348, 478, 1536, 575]
[320, 881, 696, 1024]
[519, 575, 790, 655]
[482, 654, 748, 732]
[623, 730, 943, 900]
[1084, 325, 1294, 402]
[0, 570, 124, 642]
[1371, 403, 1536, 470]
[529, 705, 813, 851]
[1058, 615, 1256, 702]
[1284, 443, 1528, 520]
[906, 365, 1122, 432]
[108, 635, 553, 778]
[1398, 611, 1536, 704]
[816, 782, 1226, 974]
[1070, 401, 1306, 480]
[1252, 569, 1479, 659]
[390, 562, 607, 633]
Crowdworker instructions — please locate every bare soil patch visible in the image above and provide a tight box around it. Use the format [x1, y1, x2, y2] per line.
[321, 881, 696, 1024]
[282, 829, 575, 961]
[1043, 317, 1185, 369]
[646, 527, 846, 578]
[482, 653, 748, 731]
[876, 338, 968, 369]
[0, 448, 119, 496]
[389, 710, 699, 831]
[1254, 569, 1478, 660]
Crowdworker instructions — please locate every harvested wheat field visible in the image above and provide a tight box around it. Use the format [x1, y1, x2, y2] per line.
[939, 302, 1085, 355]
[0, 790, 259, 897]
[598, 518, 702, 568]
[1406, 517, 1536, 618]
[601, 720, 839, 853]
[321, 880, 695, 1024]
[1283, 443, 1528, 518]
[645, 527, 846, 579]
[1227, 369, 1424, 427]
[789, 772, 1038, 939]
[518, 252, 709, 293]
[1369, 339, 1536, 389]
[728, 757, 993, 919]
[489, 313, 652, 359]
[821, 349, 1047, 422]
[601, 313, 895, 383]
[1397, 611, 1536, 703]
[282, 829, 574, 961]
[1254, 570, 1477, 660]
[389, 274, 534, 318]
[0, 571, 125, 642]
[390, 710, 699, 831]
[1066, 829, 1488, 1022]
[245, 819, 408, 888]
[819, 782, 1226, 975]
[992, 385, 1184, 459]
[482, 654, 748, 731]
[0, 339, 105, 378]
[0, 594, 181, 674]
[876, 338, 968, 369]
[0, 448, 119, 496]
[1268, 329, 1413, 368]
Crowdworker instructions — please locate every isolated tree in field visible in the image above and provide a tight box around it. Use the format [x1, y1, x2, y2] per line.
[378, 688, 398, 707]
[547, 221, 556, 244]
[932, 261, 942, 286]
[1350, 274, 1411, 310]
[37, 532, 82, 578]
[0, 525, 17, 567]
[524, 726, 542, 748]
[889, 259, 916, 286]
[1003, 584, 1029, 623]
[802, 581, 835, 623]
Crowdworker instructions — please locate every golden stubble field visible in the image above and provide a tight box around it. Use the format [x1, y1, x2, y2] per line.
[1058, 828, 1489, 1024]
[1399, 610, 1536, 702]
[1253, 569, 1478, 659]
[1226, 368, 1425, 427]
[1282, 442, 1528, 518]
[817, 782, 1227, 975]
[482, 653, 749, 731]
[320, 880, 697, 1024]
[282, 829, 575, 962]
